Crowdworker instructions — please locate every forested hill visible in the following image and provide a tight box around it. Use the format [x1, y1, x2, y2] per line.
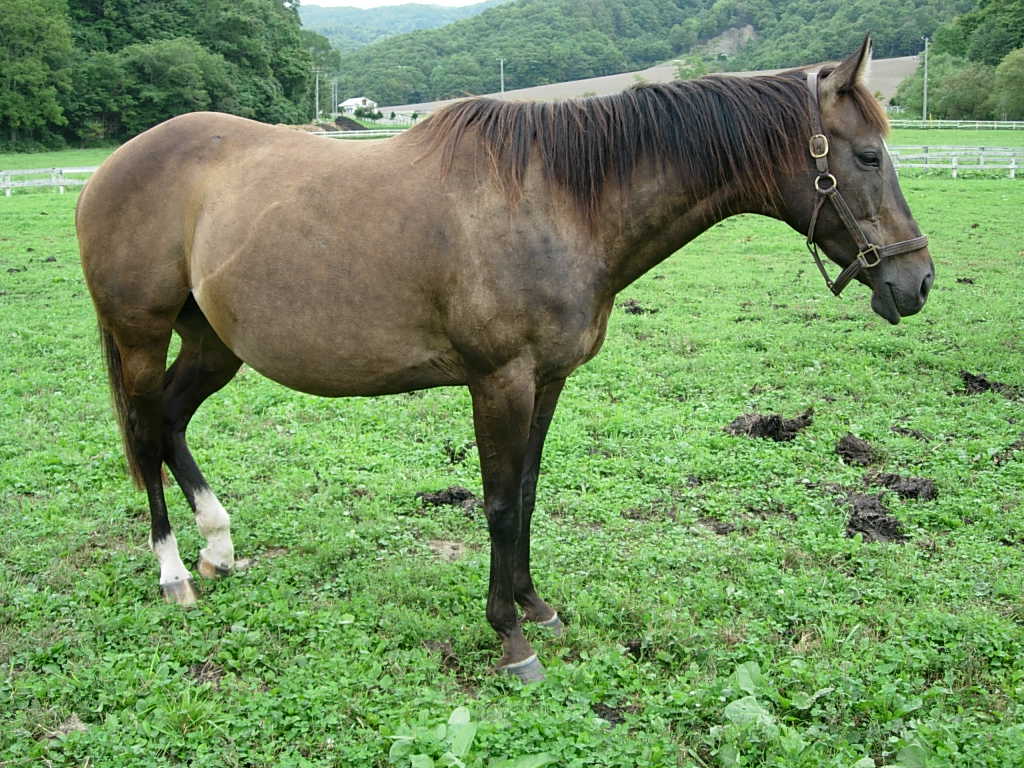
[333, 0, 972, 106]
[2, 0, 323, 150]
[300, 1, 509, 53]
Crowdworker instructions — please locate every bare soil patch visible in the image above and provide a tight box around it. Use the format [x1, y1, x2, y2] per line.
[591, 701, 640, 725]
[415, 486, 481, 513]
[993, 434, 1024, 466]
[836, 434, 875, 465]
[725, 408, 813, 442]
[866, 472, 938, 501]
[699, 517, 736, 535]
[891, 424, 929, 441]
[188, 660, 226, 688]
[619, 298, 659, 315]
[961, 371, 1020, 398]
[845, 493, 908, 543]
[427, 539, 469, 562]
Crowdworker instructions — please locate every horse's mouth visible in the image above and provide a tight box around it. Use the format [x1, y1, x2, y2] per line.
[871, 283, 902, 325]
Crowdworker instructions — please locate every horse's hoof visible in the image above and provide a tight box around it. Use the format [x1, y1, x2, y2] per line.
[161, 578, 199, 606]
[538, 612, 565, 637]
[198, 555, 231, 579]
[499, 654, 546, 684]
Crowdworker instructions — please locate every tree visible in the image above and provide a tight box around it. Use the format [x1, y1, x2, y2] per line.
[990, 47, 1024, 118]
[118, 37, 236, 135]
[0, 0, 73, 148]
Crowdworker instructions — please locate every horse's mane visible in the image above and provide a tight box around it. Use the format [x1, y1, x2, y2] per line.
[413, 69, 889, 223]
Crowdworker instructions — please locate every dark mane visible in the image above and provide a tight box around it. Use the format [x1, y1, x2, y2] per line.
[414, 72, 887, 223]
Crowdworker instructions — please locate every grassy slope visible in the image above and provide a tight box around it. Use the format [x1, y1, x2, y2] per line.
[1, 179, 1022, 766]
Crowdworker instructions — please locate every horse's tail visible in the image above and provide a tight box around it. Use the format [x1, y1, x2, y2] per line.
[98, 326, 145, 489]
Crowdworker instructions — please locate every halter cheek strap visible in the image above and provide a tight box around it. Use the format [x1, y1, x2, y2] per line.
[804, 71, 929, 296]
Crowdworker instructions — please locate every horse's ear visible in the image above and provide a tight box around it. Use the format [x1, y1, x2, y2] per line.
[820, 36, 872, 106]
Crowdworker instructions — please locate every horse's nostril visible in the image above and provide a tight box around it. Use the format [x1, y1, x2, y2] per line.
[920, 273, 933, 300]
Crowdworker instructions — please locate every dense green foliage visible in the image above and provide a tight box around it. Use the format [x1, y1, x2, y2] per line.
[331, 0, 972, 106]
[893, 0, 1024, 118]
[0, 0, 322, 149]
[724, 0, 973, 70]
[2, 174, 1023, 765]
[299, 0, 508, 54]
[933, 0, 1024, 64]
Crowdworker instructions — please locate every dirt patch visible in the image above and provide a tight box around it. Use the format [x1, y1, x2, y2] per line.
[591, 701, 640, 725]
[233, 546, 288, 571]
[836, 434, 875, 465]
[188, 660, 226, 688]
[725, 408, 813, 442]
[747, 502, 796, 520]
[619, 298, 659, 315]
[427, 539, 469, 562]
[621, 500, 678, 522]
[845, 493, 908, 543]
[891, 424, 929, 441]
[442, 439, 475, 465]
[415, 486, 481, 513]
[424, 639, 474, 690]
[993, 434, 1024, 466]
[866, 472, 938, 501]
[961, 371, 1020, 398]
[41, 714, 89, 740]
[699, 517, 736, 535]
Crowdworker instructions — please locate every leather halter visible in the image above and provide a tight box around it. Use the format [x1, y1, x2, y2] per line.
[804, 72, 929, 296]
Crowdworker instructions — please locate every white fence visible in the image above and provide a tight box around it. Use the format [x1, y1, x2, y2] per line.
[888, 146, 1023, 178]
[1, 167, 97, 196]
[890, 119, 1024, 130]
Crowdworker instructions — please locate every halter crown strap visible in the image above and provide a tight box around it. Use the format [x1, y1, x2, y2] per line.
[803, 71, 928, 296]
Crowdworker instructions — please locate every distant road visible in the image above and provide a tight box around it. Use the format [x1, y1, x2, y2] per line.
[381, 55, 919, 114]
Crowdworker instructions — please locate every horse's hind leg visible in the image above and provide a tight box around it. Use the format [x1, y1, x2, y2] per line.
[100, 321, 201, 605]
[162, 296, 242, 579]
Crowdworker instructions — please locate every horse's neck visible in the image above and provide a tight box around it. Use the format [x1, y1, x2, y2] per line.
[596, 166, 759, 294]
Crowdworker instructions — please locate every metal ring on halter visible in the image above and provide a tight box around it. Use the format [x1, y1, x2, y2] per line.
[814, 173, 837, 193]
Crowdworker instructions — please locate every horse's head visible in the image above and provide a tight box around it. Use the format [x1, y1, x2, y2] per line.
[781, 37, 934, 324]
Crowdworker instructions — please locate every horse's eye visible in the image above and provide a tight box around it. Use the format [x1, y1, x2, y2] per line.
[858, 151, 881, 168]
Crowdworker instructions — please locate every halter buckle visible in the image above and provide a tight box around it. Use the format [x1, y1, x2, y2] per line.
[857, 244, 881, 268]
[809, 133, 829, 159]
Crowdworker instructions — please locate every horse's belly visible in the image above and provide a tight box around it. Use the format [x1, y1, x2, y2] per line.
[193, 281, 463, 397]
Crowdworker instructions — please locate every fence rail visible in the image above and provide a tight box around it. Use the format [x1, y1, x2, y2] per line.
[890, 119, 1024, 130]
[888, 146, 1021, 178]
[1, 167, 97, 196]
[315, 129, 406, 139]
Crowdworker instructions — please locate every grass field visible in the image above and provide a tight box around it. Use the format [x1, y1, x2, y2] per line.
[888, 128, 1024, 147]
[1, 178, 1023, 767]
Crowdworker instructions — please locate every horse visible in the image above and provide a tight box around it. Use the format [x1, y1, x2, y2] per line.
[77, 38, 932, 683]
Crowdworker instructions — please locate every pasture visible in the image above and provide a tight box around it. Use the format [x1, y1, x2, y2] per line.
[1, 178, 1022, 766]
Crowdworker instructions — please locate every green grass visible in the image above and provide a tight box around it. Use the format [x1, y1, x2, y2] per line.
[0, 147, 115, 171]
[889, 128, 1024, 147]
[1, 179, 1023, 767]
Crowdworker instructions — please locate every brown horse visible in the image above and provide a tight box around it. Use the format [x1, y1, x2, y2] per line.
[77, 39, 932, 682]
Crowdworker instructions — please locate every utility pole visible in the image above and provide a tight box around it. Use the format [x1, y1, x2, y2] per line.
[498, 58, 505, 94]
[313, 67, 322, 122]
[922, 36, 929, 121]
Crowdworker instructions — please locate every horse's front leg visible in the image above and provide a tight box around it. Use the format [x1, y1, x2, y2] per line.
[468, 360, 545, 683]
[515, 377, 566, 634]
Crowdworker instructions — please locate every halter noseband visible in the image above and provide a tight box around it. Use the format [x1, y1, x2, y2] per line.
[804, 72, 929, 296]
